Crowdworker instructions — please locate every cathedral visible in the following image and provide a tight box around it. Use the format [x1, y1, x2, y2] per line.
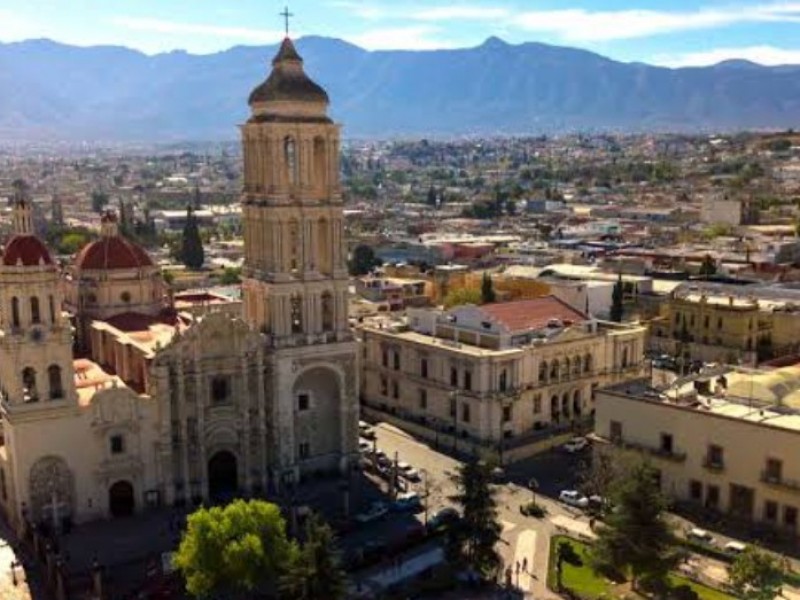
[0, 37, 359, 529]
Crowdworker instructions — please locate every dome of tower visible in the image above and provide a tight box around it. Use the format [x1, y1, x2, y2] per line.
[74, 213, 154, 270]
[2, 234, 54, 267]
[248, 37, 329, 106]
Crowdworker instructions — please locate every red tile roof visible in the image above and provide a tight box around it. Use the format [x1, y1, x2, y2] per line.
[2, 234, 54, 267]
[103, 310, 179, 333]
[479, 296, 587, 333]
[74, 235, 154, 270]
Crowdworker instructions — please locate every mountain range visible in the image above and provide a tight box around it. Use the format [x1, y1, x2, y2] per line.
[1, 36, 799, 142]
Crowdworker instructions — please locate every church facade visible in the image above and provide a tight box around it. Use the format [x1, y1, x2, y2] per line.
[0, 38, 358, 530]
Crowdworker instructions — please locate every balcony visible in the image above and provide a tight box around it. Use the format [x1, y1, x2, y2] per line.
[703, 458, 725, 472]
[760, 471, 800, 492]
[614, 438, 687, 462]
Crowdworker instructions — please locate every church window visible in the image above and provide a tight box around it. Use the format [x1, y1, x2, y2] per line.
[211, 376, 231, 404]
[22, 367, 38, 402]
[290, 294, 303, 334]
[313, 137, 327, 189]
[284, 136, 298, 185]
[297, 393, 310, 411]
[30, 296, 40, 325]
[48, 365, 64, 400]
[48, 295, 55, 324]
[121, 291, 131, 303]
[298, 442, 310, 460]
[110, 435, 125, 455]
[288, 219, 299, 271]
[11, 297, 20, 328]
[321, 292, 334, 332]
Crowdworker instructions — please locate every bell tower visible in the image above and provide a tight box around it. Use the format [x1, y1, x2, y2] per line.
[241, 36, 349, 346]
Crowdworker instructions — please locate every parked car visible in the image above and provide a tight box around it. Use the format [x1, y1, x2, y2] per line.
[427, 507, 460, 531]
[397, 462, 421, 482]
[559, 490, 590, 509]
[724, 541, 746, 555]
[358, 439, 372, 453]
[687, 527, 714, 544]
[562, 437, 589, 454]
[359, 420, 377, 440]
[355, 501, 388, 523]
[393, 492, 422, 512]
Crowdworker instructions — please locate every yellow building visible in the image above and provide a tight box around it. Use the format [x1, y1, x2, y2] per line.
[594, 368, 800, 540]
[360, 296, 647, 463]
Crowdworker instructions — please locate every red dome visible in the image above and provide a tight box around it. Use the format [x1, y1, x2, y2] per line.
[2, 235, 54, 267]
[74, 235, 154, 270]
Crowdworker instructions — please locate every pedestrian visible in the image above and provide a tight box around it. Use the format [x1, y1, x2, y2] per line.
[522, 557, 528, 572]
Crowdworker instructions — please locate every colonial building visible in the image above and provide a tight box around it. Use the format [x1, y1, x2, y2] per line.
[0, 37, 358, 530]
[359, 296, 647, 462]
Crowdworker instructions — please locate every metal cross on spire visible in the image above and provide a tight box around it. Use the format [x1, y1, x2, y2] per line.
[280, 6, 294, 37]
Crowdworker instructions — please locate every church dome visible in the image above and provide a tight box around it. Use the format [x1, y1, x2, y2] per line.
[74, 213, 154, 270]
[248, 38, 329, 106]
[2, 234, 54, 267]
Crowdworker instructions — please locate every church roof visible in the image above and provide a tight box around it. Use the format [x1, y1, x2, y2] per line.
[479, 296, 588, 334]
[248, 37, 329, 105]
[1, 234, 54, 267]
[74, 234, 154, 270]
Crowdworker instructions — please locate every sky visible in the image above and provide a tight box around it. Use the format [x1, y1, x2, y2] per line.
[1, 0, 800, 67]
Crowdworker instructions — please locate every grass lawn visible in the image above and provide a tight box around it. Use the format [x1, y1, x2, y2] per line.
[548, 536, 736, 600]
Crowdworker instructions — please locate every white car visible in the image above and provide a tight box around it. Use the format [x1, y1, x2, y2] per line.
[355, 501, 388, 523]
[559, 490, 590, 508]
[562, 437, 589, 453]
[397, 462, 421, 482]
[687, 528, 714, 544]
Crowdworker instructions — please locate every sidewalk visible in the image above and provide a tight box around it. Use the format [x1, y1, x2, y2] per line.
[349, 541, 444, 597]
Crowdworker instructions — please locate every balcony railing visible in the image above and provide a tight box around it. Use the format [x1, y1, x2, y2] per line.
[615, 438, 687, 462]
[760, 471, 800, 492]
[703, 458, 725, 472]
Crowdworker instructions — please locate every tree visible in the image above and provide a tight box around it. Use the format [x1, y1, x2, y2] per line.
[480, 272, 496, 304]
[180, 205, 205, 270]
[591, 461, 681, 591]
[728, 546, 784, 600]
[279, 513, 347, 600]
[174, 499, 296, 599]
[448, 459, 502, 580]
[610, 272, 624, 323]
[443, 287, 482, 309]
[90, 191, 108, 214]
[699, 254, 717, 278]
[220, 267, 242, 285]
[555, 540, 583, 591]
[348, 244, 380, 276]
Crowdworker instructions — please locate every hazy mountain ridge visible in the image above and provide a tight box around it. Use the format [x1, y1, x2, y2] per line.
[1, 36, 799, 141]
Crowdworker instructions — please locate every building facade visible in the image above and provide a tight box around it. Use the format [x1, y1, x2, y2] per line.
[360, 297, 647, 462]
[0, 37, 358, 530]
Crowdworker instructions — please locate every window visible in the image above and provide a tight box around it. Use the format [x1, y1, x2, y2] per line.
[22, 367, 37, 402]
[674, 312, 680, 324]
[706, 444, 724, 469]
[211, 376, 230, 404]
[382, 349, 389, 367]
[48, 295, 55, 324]
[539, 361, 548, 383]
[690, 314, 695, 327]
[418, 389, 427, 410]
[420, 358, 428, 379]
[765, 500, 778, 522]
[110, 435, 125, 455]
[290, 294, 303, 334]
[550, 360, 559, 380]
[464, 370, 472, 391]
[449, 396, 456, 418]
[299, 442, 310, 459]
[297, 393, 310, 411]
[392, 380, 399, 399]
[584, 354, 592, 373]
[765, 458, 783, 482]
[30, 296, 40, 324]
[499, 370, 508, 392]
[609, 420, 622, 443]
[717, 317, 723, 330]
[284, 137, 298, 185]
[450, 367, 458, 387]
[533, 394, 542, 414]
[393, 351, 400, 371]
[621, 348, 629, 369]
[11, 297, 20, 328]
[503, 405, 512, 423]
[704, 316, 709, 329]
[321, 292, 334, 332]
[660, 433, 673, 454]
[380, 376, 388, 396]
[48, 364, 63, 400]
[706, 485, 720, 509]
[689, 480, 702, 501]
[785, 506, 798, 528]
[120, 291, 131, 303]
[461, 403, 471, 423]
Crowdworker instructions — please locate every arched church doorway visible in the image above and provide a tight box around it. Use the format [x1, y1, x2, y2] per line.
[109, 481, 135, 517]
[208, 451, 238, 502]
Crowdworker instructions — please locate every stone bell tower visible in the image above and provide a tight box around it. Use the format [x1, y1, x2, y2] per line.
[241, 37, 358, 483]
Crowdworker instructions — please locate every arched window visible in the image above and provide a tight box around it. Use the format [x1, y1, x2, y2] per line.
[48, 295, 56, 324]
[290, 294, 303, 334]
[313, 137, 327, 190]
[573, 357, 581, 376]
[321, 292, 334, 332]
[539, 361, 548, 383]
[499, 369, 508, 392]
[22, 367, 38, 402]
[284, 136, 297, 185]
[573, 390, 582, 415]
[564, 357, 571, 380]
[622, 348, 629, 369]
[288, 219, 299, 271]
[48, 365, 64, 400]
[584, 353, 593, 373]
[11, 297, 20, 328]
[30, 296, 40, 324]
[550, 359, 559, 381]
[318, 218, 332, 275]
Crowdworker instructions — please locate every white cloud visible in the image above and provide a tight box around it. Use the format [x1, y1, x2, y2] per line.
[514, 3, 800, 42]
[415, 6, 511, 21]
[347, 25, 457, 50]
[654, 45, 800, 67]
[111, 17, 284, 43]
